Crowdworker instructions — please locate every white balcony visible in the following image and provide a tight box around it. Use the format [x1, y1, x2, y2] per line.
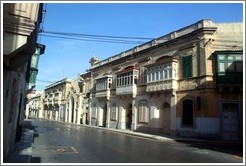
[44, 98, 49, 106]
[54, 98, 61, 105]
[146, 79, 177, 92]
[116, 84, 137, 98]
[95, 89, 111, 100]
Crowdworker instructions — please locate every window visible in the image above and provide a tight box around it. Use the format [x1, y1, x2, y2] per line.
[140, 67, 147, 85]
[111, 102, 117, 121]
[138, 100, 149, 123]
[160, 70, 163, 80]
[227, 62, 234, 72]
[116, 71, 135, 87]
[30, 54, 38, 68]
[217, 54, 243, 74]
[151, 72, 155, 81]
[146, 62, 176, 83]
[92, 102, 97, 118]
[182, 99, 193, 126]
[219, 62, 226, 72]
[182, 55, 193, 78]
[96, 78, 108, 91]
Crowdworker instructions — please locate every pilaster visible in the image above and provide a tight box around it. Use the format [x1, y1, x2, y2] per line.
[131, 99, 137, 130]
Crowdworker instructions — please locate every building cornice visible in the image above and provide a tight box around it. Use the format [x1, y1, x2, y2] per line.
[90, 19, 218, 70]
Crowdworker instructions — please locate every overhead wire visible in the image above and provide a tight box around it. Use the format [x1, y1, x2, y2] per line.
[40, 34, 146, 44]
[36, 79, 54, 83]
[41, 30, 154, 40]
[39, 29, 154, 44]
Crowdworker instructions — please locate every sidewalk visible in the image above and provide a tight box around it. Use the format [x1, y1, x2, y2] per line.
[6, 119, 34, 163]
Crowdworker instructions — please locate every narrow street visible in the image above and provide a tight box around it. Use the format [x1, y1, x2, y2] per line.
[30, 118, 243, 163]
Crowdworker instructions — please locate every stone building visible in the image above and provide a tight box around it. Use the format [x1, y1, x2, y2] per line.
[26, 91, 44, 118]
[43, 78, 84, 124]
[79, 19, 243, 142]
[3, 3, 45, 161]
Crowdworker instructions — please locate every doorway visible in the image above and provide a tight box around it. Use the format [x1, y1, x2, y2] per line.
[126, 104, 132, 129]
[221, 102, 240, 141]
[71, 98, 74, 123]
[103, 104, 107, 127]
[162, 102, 171, 134]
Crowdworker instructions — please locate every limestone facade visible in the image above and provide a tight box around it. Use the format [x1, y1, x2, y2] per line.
[42, 78, 85, 124]
[79, 19, 243, 141]
[26, 91, 44, 119]
[41, 19, 243, 142]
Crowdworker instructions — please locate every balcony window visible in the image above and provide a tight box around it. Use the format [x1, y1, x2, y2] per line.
[147, 63, 176, 83]
[182, 55, 193, 78]
[214, 51, 243, 85]
[116, 71, 134, 87]
[96, 76, 112, 91]
[219, 62, 226, 72]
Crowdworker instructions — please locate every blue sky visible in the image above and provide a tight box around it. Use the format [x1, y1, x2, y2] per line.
[35, 2, 244, 91]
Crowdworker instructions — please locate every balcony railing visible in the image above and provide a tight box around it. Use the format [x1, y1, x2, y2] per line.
[95, 89, 111, 100]
[146, 79, 177, 92]
[116, 84, 137, 98]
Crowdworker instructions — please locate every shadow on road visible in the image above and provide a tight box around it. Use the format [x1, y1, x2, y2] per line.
[178, 141, 243, 157]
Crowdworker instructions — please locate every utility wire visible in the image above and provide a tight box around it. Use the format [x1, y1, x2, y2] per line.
[36, 79, 54, 83]
[40, 34, 146, 44]
[39, 30, 154, 44]
[41, 30, 154, 40]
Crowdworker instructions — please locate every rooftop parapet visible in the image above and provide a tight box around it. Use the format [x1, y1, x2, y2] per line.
[45, 78, 72, 90]
[90, 19, 217, 69]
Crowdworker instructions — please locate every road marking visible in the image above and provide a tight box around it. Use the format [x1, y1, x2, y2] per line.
[56, 148, 66, 153]
[71, 146, 79, 153]
[33, 146, 78, 155]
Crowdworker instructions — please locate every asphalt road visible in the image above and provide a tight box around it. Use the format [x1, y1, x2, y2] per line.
[30, 118, 243, 163]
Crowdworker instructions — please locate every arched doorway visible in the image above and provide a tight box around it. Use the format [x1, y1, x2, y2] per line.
[162, 102, 171, 134]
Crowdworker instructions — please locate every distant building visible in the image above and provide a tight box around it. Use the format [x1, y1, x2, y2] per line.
[79, 19, 243, 142]
[26, 90, 44, 118]
[43, 78, 84, 124]
[3, 3, 45, 161]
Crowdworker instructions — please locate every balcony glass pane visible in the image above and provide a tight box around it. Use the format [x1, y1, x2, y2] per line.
[219, 62, 226, 72]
